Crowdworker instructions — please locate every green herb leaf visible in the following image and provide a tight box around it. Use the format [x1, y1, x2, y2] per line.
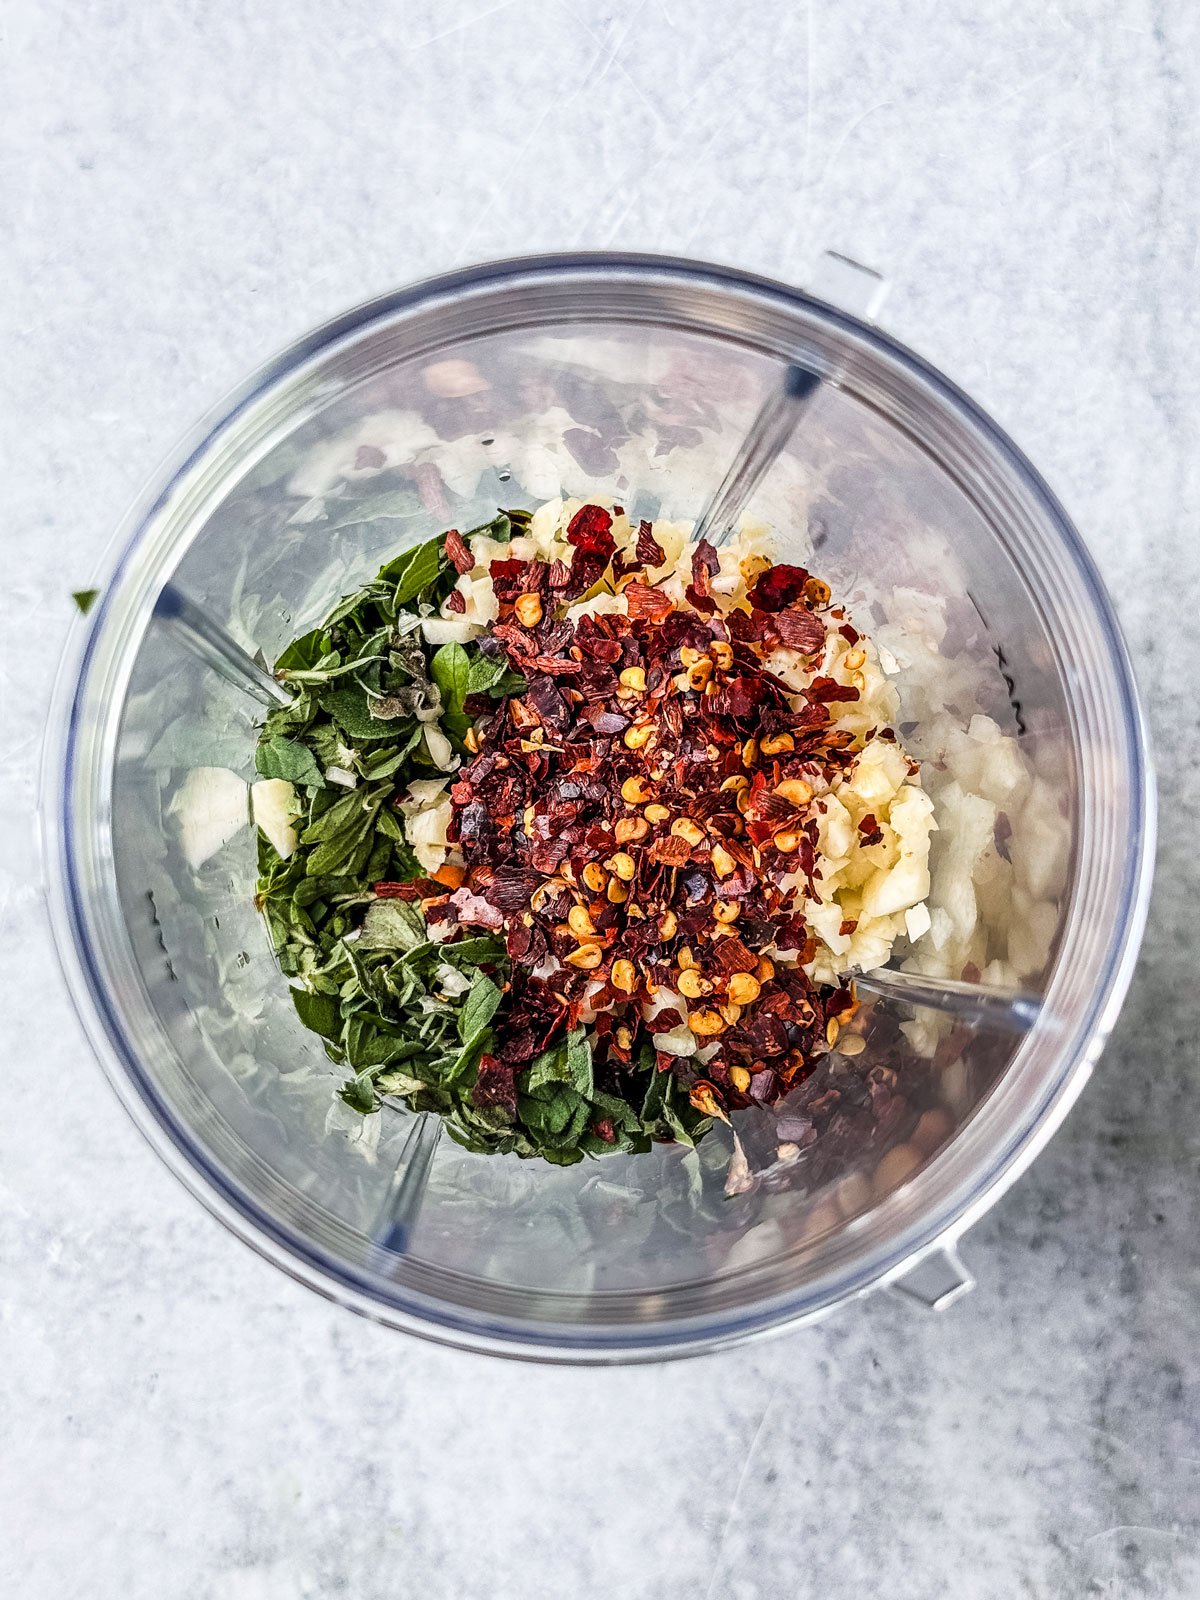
[255, 734, 325, 788]
[291, 987, 340, 1040]
[457, 972, 503, 1044]
[300, 788, 371, 844]
[72, 588, 100, 615]
[378, 534, 446, 604]
[438, 936, 507, 967]
[274, 627, 327, 672]
[431, 642, 470, 719]
[317, 686, 397, 741]
[565, 1026, 594, 1097]
[465, 651, 509, 696]
[358, 899, 427, 950]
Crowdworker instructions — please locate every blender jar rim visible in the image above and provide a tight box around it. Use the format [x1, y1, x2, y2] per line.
[42, 252, 1156, 1361]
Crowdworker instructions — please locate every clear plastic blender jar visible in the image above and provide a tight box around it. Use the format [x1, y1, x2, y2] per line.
[44, 254, 1154, 1361]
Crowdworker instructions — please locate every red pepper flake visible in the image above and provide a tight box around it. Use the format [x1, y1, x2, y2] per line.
[591, 1118, 616, 1144]
[636, 519, 665, 566]
[566, 502, 615, 552]
[774, 608, 826, 653]
[749, 564, 809, 612]
[489, 557, 529, 601]
[373, 881, 423, 900]
[444, 528, 474, 574]
[808, 676, 860, 703]
[690, 537, 720, 599]
[649, 834, 694, 867]
[624, 582, 675, 622]
[857, 813, 884, 847]
[838, 623, 861, 644]
[445, 588, 467, 613]
[710, 936, 759, 975]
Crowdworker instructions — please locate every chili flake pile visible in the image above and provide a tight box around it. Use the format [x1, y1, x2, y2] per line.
[252, 499, 936, 1165]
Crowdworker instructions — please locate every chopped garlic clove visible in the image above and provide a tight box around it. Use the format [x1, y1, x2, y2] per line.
[423, 724, 458, 771]
[251, 777, 299, 860]
[421, 617, 478, 646]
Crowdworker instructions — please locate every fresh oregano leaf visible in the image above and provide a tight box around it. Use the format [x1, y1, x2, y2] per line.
[255, 735, 325, 788]
[457, 972, 503, 1044]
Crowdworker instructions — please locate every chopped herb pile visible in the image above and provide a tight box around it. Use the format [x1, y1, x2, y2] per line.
[254, 504, 919, 1165]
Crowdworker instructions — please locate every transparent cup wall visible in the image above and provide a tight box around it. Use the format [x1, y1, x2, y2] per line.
[66, 266, 1148, 1355]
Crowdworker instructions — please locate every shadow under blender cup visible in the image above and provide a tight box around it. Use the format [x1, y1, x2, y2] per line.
[44, 253, 1154, 1361]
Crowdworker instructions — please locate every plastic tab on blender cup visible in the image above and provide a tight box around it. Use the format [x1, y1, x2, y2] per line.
[807, 251, 889, 320]
[888, 1243, 977, 1312]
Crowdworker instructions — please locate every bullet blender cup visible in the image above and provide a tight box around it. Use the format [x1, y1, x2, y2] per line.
[45, 255, 1153, 1361]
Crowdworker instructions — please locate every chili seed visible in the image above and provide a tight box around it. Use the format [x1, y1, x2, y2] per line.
[710, 844, 737, 877]
[531, 877, 568, 912]
[671, 817, 705, 847]
[611, 959, 636, 993]
[582, 861, 608, 893]
[566, 944, 603, 969]
[689, 1009, 726, 1037]
[775, 778, 813, 806]
[514, 593, 543, 627]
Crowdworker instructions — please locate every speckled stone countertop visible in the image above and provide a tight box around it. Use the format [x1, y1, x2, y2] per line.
[2, 2, 1198, 1595]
